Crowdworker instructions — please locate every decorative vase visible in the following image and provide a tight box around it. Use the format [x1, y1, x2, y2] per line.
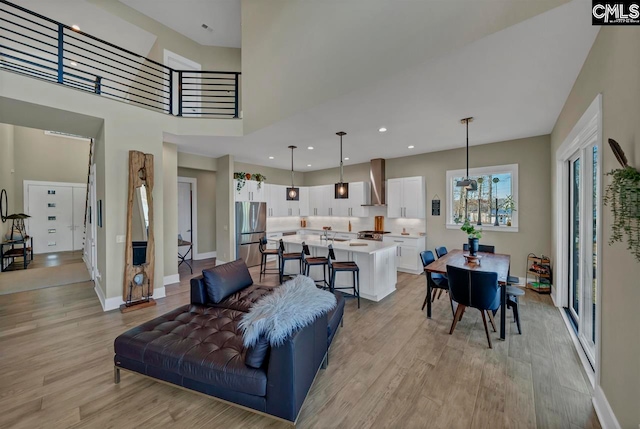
[468, 237, 479, 256]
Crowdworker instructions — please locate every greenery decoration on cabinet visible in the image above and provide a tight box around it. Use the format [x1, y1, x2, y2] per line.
[604, 139, 640, 261]
[234, 172, 268, 192]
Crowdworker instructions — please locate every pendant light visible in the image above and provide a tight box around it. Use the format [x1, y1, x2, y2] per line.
[334, 131, 349, 199]
[456, 117, 478, 192]
[286, 145, 299, 200]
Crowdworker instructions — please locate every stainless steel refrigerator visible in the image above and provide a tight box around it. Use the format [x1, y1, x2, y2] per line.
[235, 202, 267, 267]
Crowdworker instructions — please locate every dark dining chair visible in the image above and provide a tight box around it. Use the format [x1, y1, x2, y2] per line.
[278, 239, 303, 284]
[461, 243, 520, 285]
[419, 250, 451, 310]
[327, 244, 360, 308]
[258, 237, 279, 281]
[435, 246, 448, 259]
[301, 242, 329, 288]
[462, 243, 496, 253]
[446, 265, 501, 348]
[506, 285, 524, 334]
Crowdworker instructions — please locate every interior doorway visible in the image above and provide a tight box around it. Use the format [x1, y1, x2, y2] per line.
[178, 176, 197, 275]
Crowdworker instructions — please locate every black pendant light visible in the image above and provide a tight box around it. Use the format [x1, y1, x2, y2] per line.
[334, 131, 349, 199]
[286, 145, 299, 201]
[456, 117, 478, 192]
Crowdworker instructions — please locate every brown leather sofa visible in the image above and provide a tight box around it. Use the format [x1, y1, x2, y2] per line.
[114, 259, 345, 423]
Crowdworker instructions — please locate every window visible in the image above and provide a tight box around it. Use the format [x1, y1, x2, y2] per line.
[446, 164, 518, 231]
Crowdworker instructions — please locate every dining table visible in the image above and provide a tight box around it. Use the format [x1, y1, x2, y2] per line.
[424, 249, 511, 340]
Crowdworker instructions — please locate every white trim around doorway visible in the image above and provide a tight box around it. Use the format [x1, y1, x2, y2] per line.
[177, 176, 199, 259]
[554, 93, 602, 388]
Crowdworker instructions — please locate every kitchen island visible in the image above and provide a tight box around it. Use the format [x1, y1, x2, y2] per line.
[274, 235, 398, 302]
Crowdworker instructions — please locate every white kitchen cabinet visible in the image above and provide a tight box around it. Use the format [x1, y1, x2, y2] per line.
[383, 235, 426, 274]
[234, 180, 266, 202]
[346, 182, 370, 217]
[298, 187, 310, 216]
[309, 185, 333, 216]
[386, 177, 425, 219]
[265, 184, 286, 217]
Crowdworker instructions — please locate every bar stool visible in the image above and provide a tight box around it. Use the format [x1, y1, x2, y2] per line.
[259, 237, 279, 281]
[301, 242, 329, 288]
[327, 244, 360, 308]
[278, 239, 303, 284]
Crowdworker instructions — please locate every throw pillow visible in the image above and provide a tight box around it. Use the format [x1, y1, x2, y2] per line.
[245, 335, 270, 368]
[202, 259, 253, 303]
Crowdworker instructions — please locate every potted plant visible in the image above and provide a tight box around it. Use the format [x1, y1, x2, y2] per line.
[461, 219, 482, 256]
[252, 173, 267, 189]
[502, 194, 516, 226]
[233, 172, 246, 192]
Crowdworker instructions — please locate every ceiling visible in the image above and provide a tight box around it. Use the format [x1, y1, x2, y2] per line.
[165, 0, 598, 172]
[119, 0, 241, 48]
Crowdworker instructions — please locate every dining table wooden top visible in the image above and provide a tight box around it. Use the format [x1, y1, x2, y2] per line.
[424, 249, 511, 284]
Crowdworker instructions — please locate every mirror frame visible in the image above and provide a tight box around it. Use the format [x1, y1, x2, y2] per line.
[122, 150, 155, 307]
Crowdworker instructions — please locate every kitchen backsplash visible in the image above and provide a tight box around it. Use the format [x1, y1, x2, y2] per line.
[267, 207, 426, 235]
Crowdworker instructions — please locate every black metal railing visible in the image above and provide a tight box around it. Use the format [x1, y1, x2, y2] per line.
[0, 0, 240, 118]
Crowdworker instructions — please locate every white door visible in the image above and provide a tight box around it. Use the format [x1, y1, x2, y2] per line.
[387, 179, 403, 218]
[72, 186, 87, 251]
[178, 181, 192, 245]
[28, 185, 74, 253]
[165, 50, 201, 116]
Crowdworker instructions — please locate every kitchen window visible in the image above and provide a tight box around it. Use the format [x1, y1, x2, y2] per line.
[445, 164, 519, 231]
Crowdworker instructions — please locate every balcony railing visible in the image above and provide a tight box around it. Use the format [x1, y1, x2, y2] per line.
[0, 0, 240, 118]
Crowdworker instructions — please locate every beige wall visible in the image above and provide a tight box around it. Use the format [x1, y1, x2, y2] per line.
[305, 135, 551, 276]
[215, 155, 234, 264]
[0, 124, 15, 225]
[234, 161, 302, 186]
[12, 126, 90, 212]
[163, 143, 178, 280]
[178, 152, 217, 171]
[550, 27, 640, 428]
[0, 70, 239, 304]
[178, 167, 217, 253]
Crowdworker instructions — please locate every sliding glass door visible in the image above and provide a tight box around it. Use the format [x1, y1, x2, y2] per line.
[567, 141, 599, 366]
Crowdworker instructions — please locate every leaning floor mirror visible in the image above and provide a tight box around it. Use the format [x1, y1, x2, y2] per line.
[121, 150, 156, 312]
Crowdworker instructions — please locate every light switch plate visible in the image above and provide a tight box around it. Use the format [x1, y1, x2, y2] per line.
[116, 235, 125, 243]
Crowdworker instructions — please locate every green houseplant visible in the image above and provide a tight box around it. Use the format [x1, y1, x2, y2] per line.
[461, 219, 482, 256]
[604, 166, 640, 261]
[252, 173, 266, 189]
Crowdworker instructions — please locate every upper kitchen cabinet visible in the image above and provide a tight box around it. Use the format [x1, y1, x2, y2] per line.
[386, 177, 425, 218]
[264, 184, 308, 217]
[334, 181, 370, 217]
[309, 185, 333, 216]
[234, 180, 266, 202]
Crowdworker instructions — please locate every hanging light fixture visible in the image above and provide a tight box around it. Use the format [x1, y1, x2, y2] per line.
[286, 145, 299, 201]
[456, 117, 478, 192]
[334, 131, 349, 199]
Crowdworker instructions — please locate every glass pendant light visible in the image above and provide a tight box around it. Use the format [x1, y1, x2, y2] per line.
[456, 117, 478, 192]
[334, 131, 349, 199]
[286, 145, 299, 200]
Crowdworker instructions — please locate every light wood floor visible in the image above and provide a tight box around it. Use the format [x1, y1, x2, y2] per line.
[0, 259, 600, 429]
[3, 250, 84, 271]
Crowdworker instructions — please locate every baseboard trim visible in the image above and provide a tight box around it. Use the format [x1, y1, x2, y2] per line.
[100, 287, 166, 312]
[215, 259, 227, 266]
[163, 274, 180, 286]
[194, 251, 216, 261]
[593, 386, 621, 429]
[94, 279, 106, 310]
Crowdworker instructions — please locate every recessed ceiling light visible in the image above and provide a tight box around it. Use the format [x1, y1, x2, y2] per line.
[307, 146, 314, 150]
[344, 157, 349, 160]
[70, 61, 78, 67]
[379, 127, 387, 133]
[408, 145, 415, 149]
[71, 24, 80, 31]
[307, 164, 312, 167]
[268, 156, 274, 159]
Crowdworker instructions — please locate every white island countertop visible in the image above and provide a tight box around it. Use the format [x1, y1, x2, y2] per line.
[273, 234, 397, 255]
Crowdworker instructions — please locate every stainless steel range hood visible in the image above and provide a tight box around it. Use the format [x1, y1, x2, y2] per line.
[362, 158, 386, 206]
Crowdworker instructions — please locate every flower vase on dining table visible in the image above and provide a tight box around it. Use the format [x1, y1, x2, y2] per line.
[468, 237, 479, 256]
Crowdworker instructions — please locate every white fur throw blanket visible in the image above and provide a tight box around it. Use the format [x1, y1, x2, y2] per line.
[240, 275, 337, 347]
